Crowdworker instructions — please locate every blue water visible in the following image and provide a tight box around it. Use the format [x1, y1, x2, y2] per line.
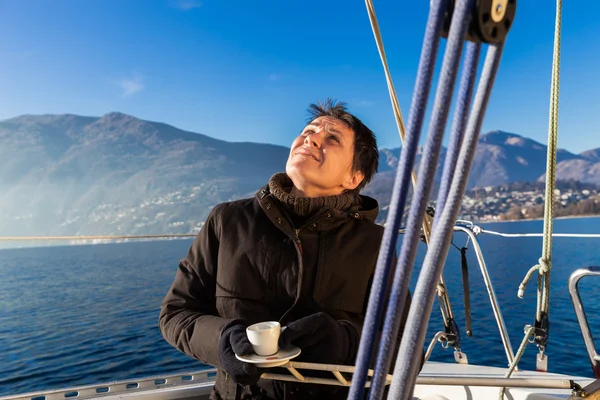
[1, 217, 599, 396]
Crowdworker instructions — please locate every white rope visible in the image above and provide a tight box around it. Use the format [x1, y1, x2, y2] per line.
[0, 234, 196, 241]
[520, 0, 562, 324]
[480, 230, 600, 238]
[498, 325, 536, 399]
[501, 1, 562, 396]
[4, 229, 600, 242]
[537, 0, 562, 318]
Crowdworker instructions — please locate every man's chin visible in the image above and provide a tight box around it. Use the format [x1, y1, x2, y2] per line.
[285, 166, 320, 186]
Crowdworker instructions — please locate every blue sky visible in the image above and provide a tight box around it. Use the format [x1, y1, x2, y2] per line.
[0, 0, 598, 153]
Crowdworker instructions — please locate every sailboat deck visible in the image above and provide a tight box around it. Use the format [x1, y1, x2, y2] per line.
[0, 361, 595, 400]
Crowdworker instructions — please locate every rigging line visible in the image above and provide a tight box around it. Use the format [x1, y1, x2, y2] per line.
[505, 0, 562, 387]
[388, 39, 506, 400]
[368, 0, 476, 395]
[349, 0, 448, 397]
[363, 0, 436, 244]
[362, 5, 461, 384]
[539, 0, 563, 319]
[9, 226, 598, 242]
[433, 41, 481, 216]
[0, 234, 197, 241]
[366, 0, 465, 363]
[480, 230, 600, 238]
[498, 326, 536, 400]
[516, 0, 562, 312]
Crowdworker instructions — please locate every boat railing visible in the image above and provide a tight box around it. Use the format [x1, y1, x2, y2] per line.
[398, 221, 517, 367]
[447, 223, 600, 380]
[0, 369, 217, 400]
[568, 266, 600, 379]
[452, 223, 516, 366]
[415, 221, 600, 379]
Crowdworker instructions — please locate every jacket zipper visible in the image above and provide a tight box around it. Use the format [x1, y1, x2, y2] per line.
[295, 228, 303, 255]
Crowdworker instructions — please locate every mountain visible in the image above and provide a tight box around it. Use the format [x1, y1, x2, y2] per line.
[546, 147, 600, 185]
[0, 112, 288, 244]
[366, 130, 578, 197]
[471, 130, 581, 187]
[470, 135, 600, 186]
[580, 148, 600, 162]
[0, 113, 598, 247]
[362, 130, 594, 218]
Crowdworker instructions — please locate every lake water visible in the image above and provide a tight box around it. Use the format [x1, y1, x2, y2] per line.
[1, 216, 599, 396]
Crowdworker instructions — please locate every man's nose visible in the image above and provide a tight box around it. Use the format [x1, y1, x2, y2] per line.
[304, 132, 322, 148]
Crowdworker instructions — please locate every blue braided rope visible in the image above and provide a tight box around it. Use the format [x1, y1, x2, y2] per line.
[347, 2, 448, 398]
[388, 41, 506, 400]
[367, 0, 475, 398]
[434, 41, 481, 219]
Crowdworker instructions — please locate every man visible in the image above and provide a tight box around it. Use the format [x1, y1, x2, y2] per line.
[159, 99, 413, 399]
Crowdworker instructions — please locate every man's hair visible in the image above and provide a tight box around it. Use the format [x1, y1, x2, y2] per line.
[307, 98, 379, 193]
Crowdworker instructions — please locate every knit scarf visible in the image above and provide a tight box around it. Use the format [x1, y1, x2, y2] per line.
[267, 173, 356, 219]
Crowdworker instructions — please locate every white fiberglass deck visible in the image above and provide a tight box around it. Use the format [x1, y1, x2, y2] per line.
[413, 361, 595, 399]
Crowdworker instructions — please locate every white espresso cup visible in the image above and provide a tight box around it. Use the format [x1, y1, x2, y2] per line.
[246, 321, 281, 356]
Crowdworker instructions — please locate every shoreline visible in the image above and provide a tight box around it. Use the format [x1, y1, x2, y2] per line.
[474, 213, 600, 224]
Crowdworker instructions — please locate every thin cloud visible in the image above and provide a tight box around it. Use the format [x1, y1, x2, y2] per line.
[170, 0, 202, 10]
[268, 73, 281, 81]
[357, 100, 373, 107]
[118, 72, 145, 97]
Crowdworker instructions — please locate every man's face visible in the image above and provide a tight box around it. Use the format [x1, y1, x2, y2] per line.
[286, 116, 364, 197]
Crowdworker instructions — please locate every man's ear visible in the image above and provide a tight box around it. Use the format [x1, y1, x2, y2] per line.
[342, 170, 364, 191]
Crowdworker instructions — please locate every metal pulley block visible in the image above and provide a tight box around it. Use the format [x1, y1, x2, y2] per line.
[441, 0, 517, 44]
[534, 312, 550, 349]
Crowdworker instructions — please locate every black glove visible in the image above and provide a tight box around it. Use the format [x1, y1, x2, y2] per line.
[278, 312, 359, 365]
[218, 320, 263, 385]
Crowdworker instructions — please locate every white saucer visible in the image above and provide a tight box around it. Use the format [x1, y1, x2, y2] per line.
[235, 346, 301, 368]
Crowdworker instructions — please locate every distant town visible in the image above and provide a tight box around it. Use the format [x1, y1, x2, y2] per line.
[458, 181, 600, 222]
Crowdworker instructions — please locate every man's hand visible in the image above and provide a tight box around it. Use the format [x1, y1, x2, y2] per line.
[278, 312, 359, 364]
[218, 320, 263, 385]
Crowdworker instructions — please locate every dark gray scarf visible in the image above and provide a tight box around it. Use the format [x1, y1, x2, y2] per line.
[268, 173, 356, 218]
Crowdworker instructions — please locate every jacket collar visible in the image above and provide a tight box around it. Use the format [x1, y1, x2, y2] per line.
[255, 184, 380, 233]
